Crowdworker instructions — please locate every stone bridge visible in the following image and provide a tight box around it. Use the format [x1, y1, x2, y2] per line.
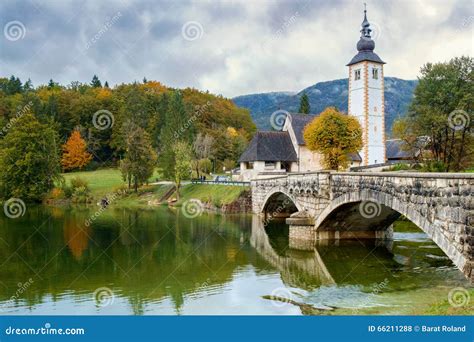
[251, 171, 473, 280]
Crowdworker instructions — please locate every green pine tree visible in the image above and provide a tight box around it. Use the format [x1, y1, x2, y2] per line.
[90, 75, 102, 88]
[120, 121, 157, 192]
[298, 92, 310, 114]
[159, 91, 194, 179]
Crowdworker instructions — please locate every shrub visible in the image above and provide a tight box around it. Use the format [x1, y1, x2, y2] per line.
[389, 163, 411, 171]
[62, 177, 92, 203]
[421, 160, 447, 172]
[70, 177, 89, 190]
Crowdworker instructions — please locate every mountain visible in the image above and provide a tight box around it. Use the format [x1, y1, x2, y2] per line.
[233, 77, 417, 136]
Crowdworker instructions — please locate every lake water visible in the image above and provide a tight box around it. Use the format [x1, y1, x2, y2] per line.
[0, 206, 471, 315]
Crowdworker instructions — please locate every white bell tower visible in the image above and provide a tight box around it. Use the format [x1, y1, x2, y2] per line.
[347, 5, 386, 165]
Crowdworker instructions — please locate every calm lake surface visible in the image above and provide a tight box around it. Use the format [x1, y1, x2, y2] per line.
[0, 206, 471, 315]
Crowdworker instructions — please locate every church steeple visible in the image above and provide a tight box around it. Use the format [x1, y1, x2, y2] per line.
[347, 4, 385, 66]
[360, 4, 372, 39]
[347, 4, 386, 166]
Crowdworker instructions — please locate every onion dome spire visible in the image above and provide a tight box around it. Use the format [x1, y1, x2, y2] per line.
[347, 3, 385, 66]
[357, 4, 375, 52]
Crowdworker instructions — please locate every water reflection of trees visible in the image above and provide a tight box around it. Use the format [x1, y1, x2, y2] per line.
[0, 207, 465, 313]
[0, 207, 253, 313]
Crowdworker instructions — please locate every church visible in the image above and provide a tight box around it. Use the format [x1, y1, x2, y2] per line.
[234, 8, 407, 182]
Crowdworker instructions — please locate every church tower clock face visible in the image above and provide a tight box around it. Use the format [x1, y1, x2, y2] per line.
[347, 6, 386, 166]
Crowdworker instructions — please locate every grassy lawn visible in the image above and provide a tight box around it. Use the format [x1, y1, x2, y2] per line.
[61, 168, 162, 197]
[176, 184, 249, 207]
[59, 169, 247, 208]
[62, 168, 124, 197]
[112, 183, 175, 208]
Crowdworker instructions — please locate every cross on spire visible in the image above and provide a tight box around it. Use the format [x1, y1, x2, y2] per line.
[360, 3, 372, 38]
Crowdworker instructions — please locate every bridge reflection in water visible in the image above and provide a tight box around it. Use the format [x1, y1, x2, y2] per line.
[250, 215, 466, 291]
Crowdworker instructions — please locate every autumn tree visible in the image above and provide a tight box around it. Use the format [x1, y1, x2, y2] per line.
[303, 107, 362, 170]
[61, 130, 92, 171]
[298, 92, 310, 114]
[120, 121, 157, 192]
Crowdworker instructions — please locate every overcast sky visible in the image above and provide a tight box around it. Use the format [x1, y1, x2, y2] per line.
[1, 0, 472, 97]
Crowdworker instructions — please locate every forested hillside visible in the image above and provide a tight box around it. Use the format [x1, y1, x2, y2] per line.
[0, 76, 256, 171]
[233, 77, 417, 136]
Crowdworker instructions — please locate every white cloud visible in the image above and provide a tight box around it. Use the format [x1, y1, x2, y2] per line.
[0, 0, 472, 97]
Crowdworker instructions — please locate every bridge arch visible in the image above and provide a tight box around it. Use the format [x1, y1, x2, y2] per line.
[261, 190, 302, 217]
[314, 189, 467, 275]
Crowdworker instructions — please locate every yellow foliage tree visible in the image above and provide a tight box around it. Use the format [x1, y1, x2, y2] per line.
[303, 107, 363, 170]
[226, 127, 238, 137]
[61, 130, 92, 171]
